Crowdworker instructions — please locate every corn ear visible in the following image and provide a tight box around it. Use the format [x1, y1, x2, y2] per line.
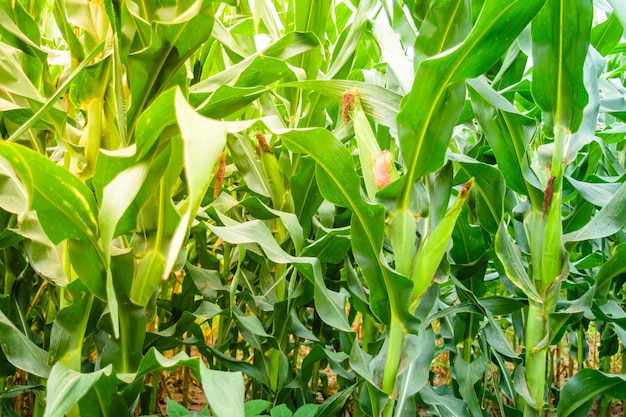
[346, 92, 398, 200]
[541, 177, 563, 291]
[528, 211, 545, 289]
[390, 208, 416, 276]
[256, 132, 294, 212]
[411, 178, 474, 299]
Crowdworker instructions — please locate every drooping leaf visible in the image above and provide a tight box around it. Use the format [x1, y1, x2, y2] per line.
[556, 369, 626, 417]
[396, 329, 436, 417]
[0, 141, 98, 244]
[0, 308, 51, 378]
[594, 243, 626, 299]
[564, 180, 626, 241]
[454, 356, 486, 417]
[495, 222, 543, 303]
[419, 385, 470, 417]
[313, 385, 356, 417]
[43, 363, 110, 417]
[199, 368, 245, 417]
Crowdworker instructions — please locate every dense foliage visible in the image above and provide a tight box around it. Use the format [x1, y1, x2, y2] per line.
[1, 0, 626, 416]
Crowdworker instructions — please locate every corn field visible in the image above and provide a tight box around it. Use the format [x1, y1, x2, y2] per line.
[1, 0, 626, 416]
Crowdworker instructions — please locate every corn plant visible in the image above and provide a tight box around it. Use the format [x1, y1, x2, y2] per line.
[1, 1, 626, 417]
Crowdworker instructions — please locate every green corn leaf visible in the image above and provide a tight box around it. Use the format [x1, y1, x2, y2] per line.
[454, 355, 487, 417]
[282, 80, 401, 129]
[313, 385, 356, 417]
[413, 0, 471, 66]
[419, 385, 470, 417]
[468, 79, 538, 198]
[199, 368, 245, 417]
[389, 208, 416, 277]
[495, 222, 543, 304]
[125, 0, 215, 134]
[129, 89, 226, 307]
[48, 280, 94, 370]
[78, 369, 128, 417]
[398, 0, 546, 205]
[451, 276, 519, 359]
[207, 220, 351, 332]
[411, 179, 473, 299]
[0, 153, 30, 215]
[594, 243, 626, 299]
[0, 144, 98, 245]
[556, 369, 626, 417]
[293, 404, 318, 417]
[192, 31, 319, 93]
[227, 133, 271, 197]
[607, 0, 626, 30]
[6, 41, 105, 143]
[0, 141, 106, 297]
[566, 176, 622, 207]
[300, 226, 350, 264]
[591, 13, 623, 57]
[0, 229, 22, 249]
[52, 0, 84, 60]
[278, 128, 416, 330]
[293, 0, 331, 79]
[100, 251, 146, 372]
[0, 1, 47, 63]
[166, 399, 190, 417]
[239, 196, 304, 252]
[195, 85, 265, 119]
[395, 330, 436, 416]
[531, 0, 592, 134]
[246, 400, 272, 417]
[563, 179, 626, 241]
[426, 162, 454, 232]
[99, 162, 149, 259]
[325, 0, 377, 79]
[0, 308, 51, 378]
[348, 338, 381, 388]
[43, 363, 111, 417]
[291, 155, 324, 238]
[177, 89, 227, 223]
[0, 43, 45, 103]
[449, 152, 506, 234]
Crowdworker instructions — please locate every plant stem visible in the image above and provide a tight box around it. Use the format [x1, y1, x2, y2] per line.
[463, 311, 475, 363]
[3, 250, 16, 296]
[151, 372, 159, 414]
[382, 318, 404, 417]
[598, 356, 612, 417]
[269, 220, 288, 392]
[622, 346, 626, 413]
[181, 345, 192, 407]
[310, 361, 320, 396]
[32, 390, 44, 417]
[524, 301, 547, 417]
[361, 312, 376, 354]
[577, 325, 584, 370]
